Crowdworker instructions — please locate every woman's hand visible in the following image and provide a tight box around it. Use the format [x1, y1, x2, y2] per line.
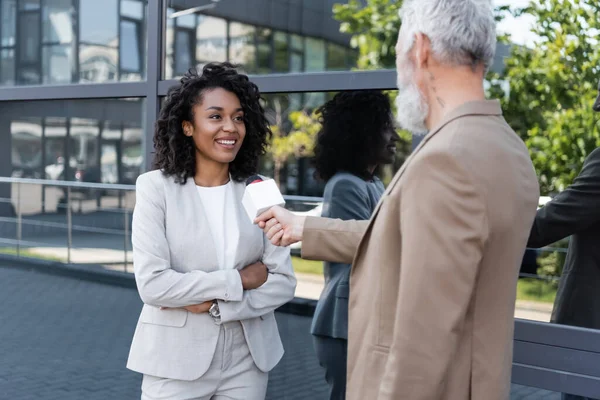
[161, 300, 212, 314]
[239, 262, 268, 290]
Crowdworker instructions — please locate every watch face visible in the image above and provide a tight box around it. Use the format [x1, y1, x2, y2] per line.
[210, 303, 220, 317]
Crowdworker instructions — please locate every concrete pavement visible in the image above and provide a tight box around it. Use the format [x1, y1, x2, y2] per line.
[0, 262, 563, 399]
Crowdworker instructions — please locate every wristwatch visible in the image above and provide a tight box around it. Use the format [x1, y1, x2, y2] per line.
[208, 300, 221, 324]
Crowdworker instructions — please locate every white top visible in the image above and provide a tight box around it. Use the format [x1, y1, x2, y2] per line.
[196, 181, 239, 270]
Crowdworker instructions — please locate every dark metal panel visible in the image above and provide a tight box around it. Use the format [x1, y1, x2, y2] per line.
[142, 0, 163, 172]
[514, 340, 600, 377]
[158, 69, 397, 95]
[515, 318, 600, 353]
[512, 363, 600, 399]
[0, 99, 143, 126]
[0, 82, 147, 101]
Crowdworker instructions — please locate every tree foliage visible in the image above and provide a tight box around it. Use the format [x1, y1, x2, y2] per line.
[267, 110, 321, 186]
[498, 1, 600, 193]
[333, 0, 402, 69]
[333, 0, 600, 194]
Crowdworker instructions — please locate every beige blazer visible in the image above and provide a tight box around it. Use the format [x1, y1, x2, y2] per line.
[126, 170, 296, 381]
[302, 100, 539, 400]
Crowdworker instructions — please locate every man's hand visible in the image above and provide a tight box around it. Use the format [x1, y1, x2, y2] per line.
[239, 262, 268, 290]
[254, 206, 306, 246]
[161, 300, 212, 314]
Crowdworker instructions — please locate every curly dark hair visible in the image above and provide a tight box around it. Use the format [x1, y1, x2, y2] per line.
[313, 90, 394, 182]
[153, 62, 271, 184]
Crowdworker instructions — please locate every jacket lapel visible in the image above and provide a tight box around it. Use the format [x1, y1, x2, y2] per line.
[351, 100, 504, 268]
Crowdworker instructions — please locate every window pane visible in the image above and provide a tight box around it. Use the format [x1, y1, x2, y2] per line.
[1, 49, 15, 84]
[176, 13, 196, 29]
[19, 0, 40, 11]
[70, 118, 100, 182]
[291, 34, 303, 52]
[18, 12, 40, 64]
[121, 122, 143, 184]
[44, 117, 67, 181]
[0, 0, 146, 86]
[290, 54, 303, 73]
[42, 0, 73, 44]
[120, 20, 141, 73]
[42, 45, 72, 84]
[80, 0, 118, 46]
[164, 1, 364, 78]
[121, 0, 144, 20]
[305, 38, 325, 72]
[11, 117, 43, 179]
[274, 32, 289, 73]
[326, 42, 347, 71]
[79, 45, 118, 83]
[259, 90, 409, 197]
[1, 0, 16, 47]
[3, 98, 145, 185]
[195, 15, 227, 66]
[229, 22, 256, 73]
[174, 30, 194, 75]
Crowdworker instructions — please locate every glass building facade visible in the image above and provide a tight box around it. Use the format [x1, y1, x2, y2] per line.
[1, 1, 599, 396]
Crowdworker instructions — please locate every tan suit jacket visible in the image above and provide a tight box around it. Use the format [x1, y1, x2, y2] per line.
[302, 100, 539, 400]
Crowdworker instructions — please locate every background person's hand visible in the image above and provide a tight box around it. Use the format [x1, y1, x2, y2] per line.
[254, 206, 305, 246]
[161, 300, 212, 314]
[239, 262, 269, 290]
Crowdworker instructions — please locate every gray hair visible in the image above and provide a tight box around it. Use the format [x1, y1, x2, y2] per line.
[399, 0, 497, 70]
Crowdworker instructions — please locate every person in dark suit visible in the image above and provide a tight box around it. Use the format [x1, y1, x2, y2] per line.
[309, 91, 399, 400]
[527, 83, 600, 400]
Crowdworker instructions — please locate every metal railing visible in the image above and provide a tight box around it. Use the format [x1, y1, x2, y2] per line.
[0, 176, 568, 288]
[0, 176, 136, 271]
[0, 176, 324, 273]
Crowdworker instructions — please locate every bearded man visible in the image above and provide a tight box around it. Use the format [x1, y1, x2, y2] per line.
[256, 0, 540, 398]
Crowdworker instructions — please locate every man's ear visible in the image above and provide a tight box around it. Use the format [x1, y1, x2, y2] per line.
[413, 32, 432, 70]
[182, 121, 193, 137]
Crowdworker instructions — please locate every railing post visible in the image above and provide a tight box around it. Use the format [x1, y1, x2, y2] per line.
[123, 197, 129, 273]
[67, 187, 72, 264]
[16, 182, 21, 257]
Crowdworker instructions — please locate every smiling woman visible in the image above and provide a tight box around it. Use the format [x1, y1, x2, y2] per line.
[153, 62, 272, 185]
[127, 62, 296, 400]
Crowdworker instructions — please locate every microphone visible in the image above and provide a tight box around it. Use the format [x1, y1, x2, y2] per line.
[242, 175, 286, 222]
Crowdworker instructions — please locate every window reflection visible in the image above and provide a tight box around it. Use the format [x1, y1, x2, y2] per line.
[196, 15, 227, 67]
[258, 91, 409, 197]
[42, 0, 72, 44]
[0, 0, 147, 86]
[228, 22, 256, 73]
[305, 38, 325, 72]
[165, 0, 359, 79]
[1, 0, 16, 47]
[80, 0, 118, 46]
[43, 45, 72, 84]
[4, 98, 144, 186]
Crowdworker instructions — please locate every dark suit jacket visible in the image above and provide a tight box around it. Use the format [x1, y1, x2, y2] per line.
[310, 172, 384, 339]
[528, 147, 600, 328]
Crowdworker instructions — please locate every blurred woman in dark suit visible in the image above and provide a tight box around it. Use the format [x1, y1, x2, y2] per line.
[311, 90, 399, 400]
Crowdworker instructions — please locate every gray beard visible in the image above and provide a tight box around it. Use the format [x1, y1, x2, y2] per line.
[395, 80, 429, 136]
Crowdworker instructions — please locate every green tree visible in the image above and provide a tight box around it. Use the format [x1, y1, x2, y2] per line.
[333, 0, 600, 194]
[332, 0, 508, 183]
[267, 109, 321, 187]
[333, 0, 510, 70]
[497, 1, 600, 193]
[333, 0, 402, 69]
